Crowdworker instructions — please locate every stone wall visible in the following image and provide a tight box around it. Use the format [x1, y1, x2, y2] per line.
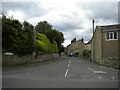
[96, 58, 119, 69]
[2, 53, 59, 66]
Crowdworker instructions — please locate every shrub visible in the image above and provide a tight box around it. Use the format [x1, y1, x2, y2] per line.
[35, 33, 58, 53]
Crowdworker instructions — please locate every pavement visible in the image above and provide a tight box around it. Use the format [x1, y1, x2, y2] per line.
[2, 56, 119, 88]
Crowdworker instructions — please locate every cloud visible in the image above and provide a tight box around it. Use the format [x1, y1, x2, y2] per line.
[2, 2, 47, 19]
[62, 40, 71, 47]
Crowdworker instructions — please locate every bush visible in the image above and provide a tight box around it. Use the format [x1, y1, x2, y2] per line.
[74, 52, 79, 57]
[83, 50, 91, 58]
[35, 33, 52, 53]
[35, 33, 58, 53]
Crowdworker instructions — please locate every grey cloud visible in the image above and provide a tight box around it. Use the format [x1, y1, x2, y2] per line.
[77, 2, 118, 23]
[53, 15, 84, 32]
[54, 23, 82, 32]
[2, 2, 47, 19]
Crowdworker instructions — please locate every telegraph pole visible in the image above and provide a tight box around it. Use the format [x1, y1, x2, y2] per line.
[33, 29, 36, 58]
[93, 19, 95, 35]
[92, 19, 95, 61]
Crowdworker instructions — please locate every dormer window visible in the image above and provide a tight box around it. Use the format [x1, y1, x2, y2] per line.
[105, 32, 118, 41]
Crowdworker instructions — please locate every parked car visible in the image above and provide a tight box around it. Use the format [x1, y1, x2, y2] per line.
[68, 53, 73, 57]
[4, 52, 13, 56]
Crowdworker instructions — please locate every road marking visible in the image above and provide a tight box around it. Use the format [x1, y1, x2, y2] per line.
[88, 68, 106, 74]
[68, 64, 70, 67]
[65, 59, 71, 77]
[98, 76, 102, 79]
[69, 60, 71, 64]
[93, 71, 106, 74]
[65, 69, 69, 77]
[112, 76, 115, 79]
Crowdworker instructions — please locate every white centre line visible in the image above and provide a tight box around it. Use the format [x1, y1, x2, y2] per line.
[65, 69, 69, 77]
[68, 64, 70, 67]
[65, 59, 71, 77]
[69, 60, 71, 64]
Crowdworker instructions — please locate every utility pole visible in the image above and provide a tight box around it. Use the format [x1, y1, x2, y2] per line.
[93, 19, 95, 35]
[33, 29, 36, 58]
[92, 19, 95, 61]
[34, 30, 36, 45]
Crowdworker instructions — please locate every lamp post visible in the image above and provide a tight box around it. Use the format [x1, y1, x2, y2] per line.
[52, 36, 56, 60]
[33, 29, 36, 58]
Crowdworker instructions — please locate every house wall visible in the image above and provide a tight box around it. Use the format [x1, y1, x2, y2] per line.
[66, 41, 85, 54]
[91, 25, 120, 69]
[92, 26, 102, 62]
[118, 31, 120, 59]
[85, 44, 91, 50]
[101, 31, 119, 59]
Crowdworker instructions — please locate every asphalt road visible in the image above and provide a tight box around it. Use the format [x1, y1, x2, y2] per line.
[2, 56, 118, 88]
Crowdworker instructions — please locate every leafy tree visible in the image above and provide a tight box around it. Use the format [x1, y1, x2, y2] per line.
[53, 41, 58, 53]
[35, 21, 53, 34]
[2, 15, 23, 53]
[45, 29, 64, 50]
[2, 15, 35, 55]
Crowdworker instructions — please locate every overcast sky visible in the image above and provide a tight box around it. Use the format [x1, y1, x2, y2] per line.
[1, 0, 119, 47]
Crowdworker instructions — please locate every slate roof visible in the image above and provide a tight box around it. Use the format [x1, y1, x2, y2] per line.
[100, 24, 120, 32]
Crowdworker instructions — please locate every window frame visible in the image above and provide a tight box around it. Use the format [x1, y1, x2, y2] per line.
[105, 32, 118, 41]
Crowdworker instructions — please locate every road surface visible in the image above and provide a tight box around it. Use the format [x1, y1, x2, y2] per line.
[2, 56, 118, 88]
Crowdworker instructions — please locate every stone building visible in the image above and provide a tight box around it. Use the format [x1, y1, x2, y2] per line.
[85, 40, 91, 50]
[91, 24, 120, 68]
[66, 38, 85, 55]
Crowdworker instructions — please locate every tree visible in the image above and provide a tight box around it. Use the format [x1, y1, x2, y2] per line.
[2, 15, 35, 55]
[17, 21, 35, 54]
[35, 21, 53, 34]
[2, 15, 23, 53]
[45, 29, 64, 50]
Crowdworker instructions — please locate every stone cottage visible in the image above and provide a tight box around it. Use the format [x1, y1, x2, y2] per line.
[91, 24, 120, 68]
[66, 37, 85, 56]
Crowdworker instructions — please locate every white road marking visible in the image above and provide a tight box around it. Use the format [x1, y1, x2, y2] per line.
[112, 76, 115, 79]
[65, 69, 69, 77]
[65, 59, 71, 77]
[88, 68, 106, 74]
[93, 71, 106, 74]
[112, 69, 118, 72]
[69, 60, 71, 64]
[68, 64, 70, 67]
[98, 76, 102, 79]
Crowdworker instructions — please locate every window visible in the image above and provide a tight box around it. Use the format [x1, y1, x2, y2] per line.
[114, 32, 117, 39]
[105, 32, 118, 40]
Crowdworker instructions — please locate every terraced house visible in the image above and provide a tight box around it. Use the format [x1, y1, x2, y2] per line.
[91, 24, 120, 68]
[66, 37, 85, 56]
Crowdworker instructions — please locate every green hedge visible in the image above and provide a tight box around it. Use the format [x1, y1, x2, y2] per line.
[35, 33, 58, 53]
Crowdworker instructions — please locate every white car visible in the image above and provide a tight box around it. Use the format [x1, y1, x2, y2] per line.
[5, 52, 13, 56]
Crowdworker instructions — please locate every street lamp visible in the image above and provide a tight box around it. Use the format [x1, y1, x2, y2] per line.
[32, 29, 36, 58]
